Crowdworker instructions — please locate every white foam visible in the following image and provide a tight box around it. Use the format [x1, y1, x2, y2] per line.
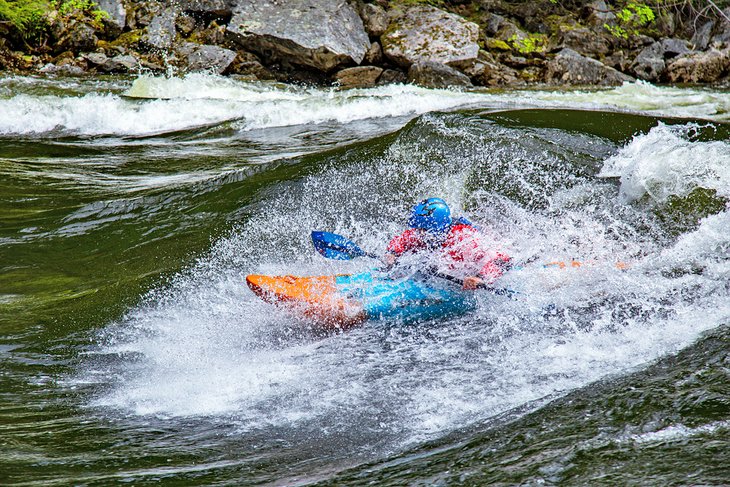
[81, 136, 729, 453]
[0, 92, 244, 136]
[600, 122, 730, 203]
[3, 75, 730, 138]
[628, 420, 730, 445]
[528, 80, 730, 121]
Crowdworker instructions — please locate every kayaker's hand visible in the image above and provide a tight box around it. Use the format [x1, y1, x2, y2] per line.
[462, 276, 485, 290]
[381, 253, 397, 268]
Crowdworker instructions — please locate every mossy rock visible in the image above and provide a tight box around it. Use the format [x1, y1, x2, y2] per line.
[486, 38, 511, 52]
[109, 28, 143, 49]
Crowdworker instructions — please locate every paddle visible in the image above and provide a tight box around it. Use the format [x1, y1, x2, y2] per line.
[311, 231, 512, 295]
[311, 231, 378, 260]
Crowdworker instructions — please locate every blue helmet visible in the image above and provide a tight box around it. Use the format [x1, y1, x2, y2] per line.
[408, 197, 452, 233]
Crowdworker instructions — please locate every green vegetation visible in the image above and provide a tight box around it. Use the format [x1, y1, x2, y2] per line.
[0, 0, 108, 44]
[58, 0, 108, 25]
[508, 33, 548, 54]
[0, 0, 51, 42]
[604, 2, 656, 39]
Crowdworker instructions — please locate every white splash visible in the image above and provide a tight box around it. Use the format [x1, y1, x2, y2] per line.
[3, 74, 730, 138]
[600, 123, 730, 203]
[529, 80, 730, 121]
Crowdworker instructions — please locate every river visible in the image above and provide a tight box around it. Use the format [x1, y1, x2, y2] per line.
[1, 74, 729, 485]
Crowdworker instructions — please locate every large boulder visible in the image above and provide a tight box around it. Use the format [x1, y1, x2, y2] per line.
[226, 0, 370, 72]
[560, 27, 611, 59]
[95, 0, 126, 30]
[334, 65, 383, 88]
[546, 48, 634, 86]
[631, 42, 665, 81]
[176, 42, 237, 74]
[631, 38, 693, 81]
[141, 9, 178, 51]
[407, 60, 472, 88]
[665, 48, 730, 83]
[381, 5, 479, 69]
[55, 21, 98, 54]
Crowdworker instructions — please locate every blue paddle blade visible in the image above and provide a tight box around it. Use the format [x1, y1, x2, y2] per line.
[312, 231, 368, 260]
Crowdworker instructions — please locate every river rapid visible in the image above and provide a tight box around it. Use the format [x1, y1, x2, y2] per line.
[1, 74, 729, 485]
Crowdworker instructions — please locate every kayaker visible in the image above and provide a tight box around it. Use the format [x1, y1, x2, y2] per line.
[382, 197, 511, 290]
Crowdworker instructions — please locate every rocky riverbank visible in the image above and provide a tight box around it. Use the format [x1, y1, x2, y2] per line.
[1, 0, 730, 88]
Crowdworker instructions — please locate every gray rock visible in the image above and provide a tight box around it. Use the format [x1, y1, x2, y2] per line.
[228, 51, 275, 79]
[631, 38, 693, 81]
[631, 42, 665, 81]
[227, 0, 370, 72]
[546, 48, 634, 86]
[661, 38, 692, 59]
[584, 0, 615, 25]
[407, 60, 472, 88]
[39, 63, 85, 75]
[175, 14, 198, 37]
[360, 3, 389, 38]
[483, 13, 506, 37]
[142, 9, 178, 51]
[561, 28, 610, 58]
[603, 50, 631, 72]
[103, 54, 139, 72]
[177, 0, 231, 18]
[381, 5, 479, 69]
[132, 2, 162, 29]
[176, 42, 237, 74]
[334, 65, 383, 88]
[665, 48, 730, 83]
[95, 0, 126, 30]
[691, 21, 715, 51]
[56, 22, 98, 53]
[364, 41, 383, 65]
[89, 53, 138, 73]
[377, 68, 407, 85]
[83, 52, 108, 66]
[493, 19, 529, 46]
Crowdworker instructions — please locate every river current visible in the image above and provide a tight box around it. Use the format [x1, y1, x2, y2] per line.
[1, 74, 729, 485]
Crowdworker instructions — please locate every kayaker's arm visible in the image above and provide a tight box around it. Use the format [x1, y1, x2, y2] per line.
[381, 252, 398, 268]
[463, 253, 513, 290]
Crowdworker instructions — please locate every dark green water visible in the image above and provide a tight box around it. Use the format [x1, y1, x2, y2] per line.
[1, 75, 729, 485]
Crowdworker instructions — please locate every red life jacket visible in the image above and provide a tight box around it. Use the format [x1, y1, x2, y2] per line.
[386, 223, 511, 283]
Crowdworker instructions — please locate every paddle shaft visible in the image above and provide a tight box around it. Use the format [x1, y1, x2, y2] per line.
[311, 231, 510, 294]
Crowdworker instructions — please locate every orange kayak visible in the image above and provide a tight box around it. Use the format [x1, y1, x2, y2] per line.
[246, 274, 368, 331]
[246, 272, 477, 331]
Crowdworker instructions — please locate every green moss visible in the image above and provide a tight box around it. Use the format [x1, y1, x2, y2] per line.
[392, 0, 447, 7]
[486, 38, 511, 51]
[508, 33, 547, 55]
[110, 28, 143, 48]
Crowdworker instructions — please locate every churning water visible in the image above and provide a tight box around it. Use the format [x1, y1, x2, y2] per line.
[1, 74, 728, 485]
